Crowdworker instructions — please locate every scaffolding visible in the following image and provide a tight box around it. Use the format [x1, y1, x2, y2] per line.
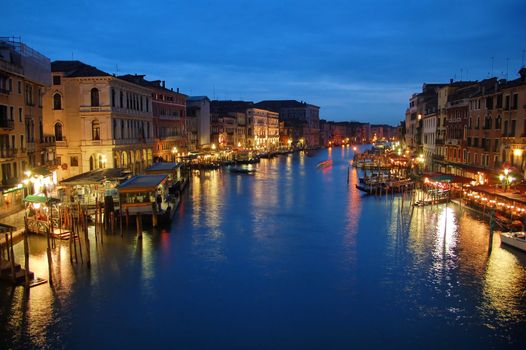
[0, 36, 51, 86]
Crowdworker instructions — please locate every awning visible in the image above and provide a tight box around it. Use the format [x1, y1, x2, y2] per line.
[117, 174, 168, 193]
[23, 195, 61, 204]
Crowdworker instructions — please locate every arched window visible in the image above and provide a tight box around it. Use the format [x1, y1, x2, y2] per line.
[53, 93, 62, 110]
[92, 120, 100, 140]
[54, 122, 63, 141]
[90, 88, 99, 107]
[119, 91, 123, 108]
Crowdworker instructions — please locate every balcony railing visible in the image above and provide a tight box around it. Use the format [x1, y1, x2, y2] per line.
[80, 105, 112, 113]
[0, 148, 17, 158]
[0, 119, 14, 130]
[0, 88, 10, 95]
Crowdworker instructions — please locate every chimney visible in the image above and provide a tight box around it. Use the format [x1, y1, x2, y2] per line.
[177, 87, 179, 93]
[162, 80, 165, 88]
[450, 78, 453, 84]
[520, 68, 526, 82]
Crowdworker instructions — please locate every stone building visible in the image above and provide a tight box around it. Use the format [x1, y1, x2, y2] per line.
[0, 37, 52, 216]
[117, 75, 187, 161]
[43, 60, 155, 180]
[186, 96, 210, 150]
[254, 100, 320, 147]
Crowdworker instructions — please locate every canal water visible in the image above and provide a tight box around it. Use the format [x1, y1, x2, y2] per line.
[1, 146, 526, 349]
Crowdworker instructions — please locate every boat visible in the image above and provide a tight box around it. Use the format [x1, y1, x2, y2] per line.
[229, 166, 256, 174]
[316, 160, 332, 168]
[500, 232, 526, 252]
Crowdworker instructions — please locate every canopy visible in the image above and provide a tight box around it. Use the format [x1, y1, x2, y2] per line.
[117, 174, 168, 193]
[145, 162, 181, 174]
[23, 195, 62, 204]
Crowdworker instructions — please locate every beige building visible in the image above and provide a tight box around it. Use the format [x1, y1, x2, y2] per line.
[246, 108, 279, 150]
[43, 61, 155, 180]
[0, 38, 52, 216]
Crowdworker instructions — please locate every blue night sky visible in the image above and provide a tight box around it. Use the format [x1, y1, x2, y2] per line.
[3, 0, 525, 124]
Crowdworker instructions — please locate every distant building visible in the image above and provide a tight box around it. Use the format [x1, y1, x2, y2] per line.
[43, 60, 155, 179]
[0, 37, 51, 216]
[186, 96, 210, 150]
[117, 75, 187, 161]
[254, 100, 320, 147]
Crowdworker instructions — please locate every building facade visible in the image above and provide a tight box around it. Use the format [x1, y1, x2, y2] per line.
[0, 38, 52, 216]
[43, 61, 155, 180]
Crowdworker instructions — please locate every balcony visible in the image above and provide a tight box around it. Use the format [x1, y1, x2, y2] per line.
[0, 88, 10, 95]
[1, 177, 19, 187]
[80, 105, 112, 113]
[45, 159, 60, 167]
[0, 148, 17, 158]
[0, 119, 14, 130]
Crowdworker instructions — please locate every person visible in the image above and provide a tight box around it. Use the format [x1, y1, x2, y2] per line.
[156, 193, 162, 211]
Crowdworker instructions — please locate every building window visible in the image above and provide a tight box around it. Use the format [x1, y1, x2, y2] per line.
[70, 156, 79, 167]
[90, 88, 100, 107]
[111, 88, 115, 107]
[54, 122, 63, 141]
[53, 76, 61, 85]
[53, 93, 62, 110]
[120, 91, 123, 108]
[92, 120, 100, 140]
[17, 81, 21, 94]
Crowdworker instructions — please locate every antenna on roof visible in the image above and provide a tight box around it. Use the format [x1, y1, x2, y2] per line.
[71, 51, 74, 60]
[213, 84, 216, 100]
[522, 49, 525, 68]
[116, 64, 119, 74]
[460, 68, 463, 81]
[506, 57, 509, 79]
[490, 56, 494, 77]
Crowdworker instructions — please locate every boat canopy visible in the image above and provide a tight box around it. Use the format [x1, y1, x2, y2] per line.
[117, 174, 168, 193]
[144, 162, 182, 174]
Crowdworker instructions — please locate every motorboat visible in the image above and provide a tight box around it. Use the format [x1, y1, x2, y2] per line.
[500, 231, 526, 252]
[316, 159, 332, 168]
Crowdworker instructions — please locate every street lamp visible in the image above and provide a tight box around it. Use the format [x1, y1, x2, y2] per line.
[211, 143, 216, 151]
[499, 168, 514, 191]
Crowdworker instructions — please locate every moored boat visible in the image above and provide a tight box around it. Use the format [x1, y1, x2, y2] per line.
[500, 232, 526, 252]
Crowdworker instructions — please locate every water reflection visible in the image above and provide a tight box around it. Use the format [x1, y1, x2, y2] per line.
[1, 147, 526, 348]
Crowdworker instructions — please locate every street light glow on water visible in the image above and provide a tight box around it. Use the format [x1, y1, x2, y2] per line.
[1, 147, 526, 349]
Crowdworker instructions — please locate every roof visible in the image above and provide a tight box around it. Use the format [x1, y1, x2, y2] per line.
[210, 100, 254, 113]
[61, 168, 131, 186]
[145, 162, 182, 174]
[187, 96, 210, 101]
[254, 100, 320, 111]
[117, 74, 188, 96]
[117, 174, 168, 193]
[52, 60, 111, 78]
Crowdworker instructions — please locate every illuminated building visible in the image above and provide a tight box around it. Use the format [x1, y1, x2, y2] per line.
[0, 37, 52, 216]
[43, 60, 155, 180]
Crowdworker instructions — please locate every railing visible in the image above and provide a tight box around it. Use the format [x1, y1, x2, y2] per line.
[1, 177, 19, 187]
[46, 159, 60, 167]
[0, 148, 17, 158]
[0, 88, 10, 95]
[79, 105, 112, 113]
[0, 119, 14, 129]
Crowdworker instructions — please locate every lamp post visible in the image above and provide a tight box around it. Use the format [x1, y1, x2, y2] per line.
[171, 147, 177, 162]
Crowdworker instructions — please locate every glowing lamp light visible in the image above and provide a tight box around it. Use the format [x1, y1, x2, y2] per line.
[499, 174, 504, 181]
[237, 142, 241, 148]
[211, 143, 216, 150]
[514, 149, 523, 157]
